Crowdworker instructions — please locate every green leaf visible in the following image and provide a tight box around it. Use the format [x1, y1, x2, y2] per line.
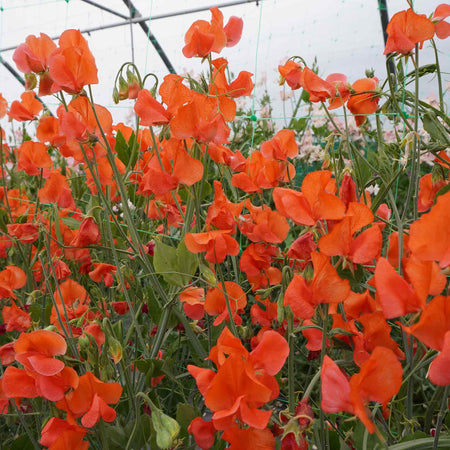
[153, 240, 183, 286]
[103, 423, 128, 449]
[435, 183, 450, 202]
[176, 241, 198, 285]
[28, 303, 41, 322]
[10, 435, 34, 450]
[388, 436, 450, 449]
[61, 217, 82, 230]
[176, 403, 199, 438]
[0, 208, 9, 233]
[115, 129, 129, 165]
[422, 112, 450, 145]
[329, 328, 355, 337]
[153, 239, 198, 287]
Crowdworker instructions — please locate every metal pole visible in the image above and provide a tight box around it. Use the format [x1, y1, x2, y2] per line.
[0, 0, 261, 53]
[378, 0, 396, 79]
[122, 0, 176, 74]
[0, 57, 53, 115]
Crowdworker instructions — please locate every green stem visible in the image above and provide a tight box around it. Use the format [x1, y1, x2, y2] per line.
[215, 263, 238, 336]
[431, 39, 445, 114]
[433, 386, 449, 450]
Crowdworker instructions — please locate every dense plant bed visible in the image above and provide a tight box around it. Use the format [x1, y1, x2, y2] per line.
[0, 2, 449, 449]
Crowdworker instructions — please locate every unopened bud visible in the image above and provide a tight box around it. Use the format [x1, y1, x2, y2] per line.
[151, 405, 180, 449]
[118, 75, 129, 101]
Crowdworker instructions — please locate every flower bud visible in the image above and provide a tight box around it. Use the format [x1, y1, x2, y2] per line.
[118, 75, 129, 101]
[151, 406, 180, 449]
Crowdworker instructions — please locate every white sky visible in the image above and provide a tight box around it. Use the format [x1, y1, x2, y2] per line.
[0, 0, 448, 127]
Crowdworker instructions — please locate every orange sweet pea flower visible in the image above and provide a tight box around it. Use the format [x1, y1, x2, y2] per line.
[239, 243, 278, 278]
[40, 417, 88, 450]
[0, 342, 16, 366]
[159, 74, 193, 117]
[206, 181, 243, 232]
[321, 347, 402, 433]
[238, 201, 289, 244]
[185, 230, 240, 264]
[13, 33, 57, 96]
[56, 371, 122, 428]
[384, 8, 435, 55]
[210, 58, 253, 102]
[36, 116, 66, 147]
[69, 217, 101, 248]
[14, 330, 67, 376]
[418, 173, 447, 212]
[287, 232, 317, 271]
[260, 129, 298, 161]
[57, 95, 112, 146]
[38, 171, 76, 210]
[48, 29, 98, 94]
[408, 190, 450, 268]
[284, 252, 350, 319]
[8, 91, 43, 122]
[274, 170, 345, 226]
[13, 33, 56, 74]
[222, 427, 275, 450]
[183, 7, 242, 58]
[7, 223, 40, 244]
[2, 301, 31, 332]
[0, 93, 7, 119]
[403, 295, 450, 385]
[0, 265, 27, 299]
[232, 150, 295, 193]
[170, 91, 231, 144]
[347, 78, 379, 126]
[50, 279, 93, 336]
[326, 73, 351, 110]
[432, 4, 450, 39]
[89, 263, 116, 287]
[278, 60, 302, 90]
[204, 281, 246, 326]
[373, 255, 446, 319]
[352, 312, 405, 366]
[299, 67, 334, 102]
[137, 140, 203, 198]
[134, 89, 170, 126]
[179, 286, 206, 320]
[2, 330, 78, 402]
[318, 202, 382, 265]
[188, 417, 216, 450]
[188, 328, 288, 431]
[250, 296, 278, 327]
[2, 366, 39, 399]
[17, 141, 53, 176]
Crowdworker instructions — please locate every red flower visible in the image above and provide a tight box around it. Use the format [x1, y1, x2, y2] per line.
[188, 417, 216, 450]
[70, 217, 101, 248]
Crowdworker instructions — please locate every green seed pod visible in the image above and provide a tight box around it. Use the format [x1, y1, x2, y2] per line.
[151, 406, 180, 449]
